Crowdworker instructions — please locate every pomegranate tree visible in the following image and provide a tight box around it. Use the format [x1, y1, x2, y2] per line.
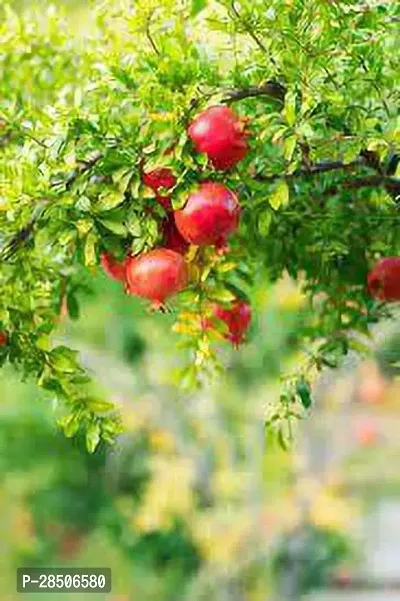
[367, 257, 400, 302]
[174, 182, 240, 246]
[125, 248, 188, 306]
[188, 105, 249, 170]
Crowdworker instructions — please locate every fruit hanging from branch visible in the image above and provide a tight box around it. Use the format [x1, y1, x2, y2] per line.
[188, 105, 249, 170]
[174, 182, 241, 247]
[212, 300, 252, 347]
[125, 248, 188, 307]
[367, 257, 400, 302]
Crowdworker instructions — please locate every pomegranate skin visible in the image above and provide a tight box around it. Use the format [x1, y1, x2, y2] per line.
[142, 168, 176, 192]
[174, 182, 240, 246]
[367, 257, 400, 302]
[188, 105, 249, 170]
[0, 331, 8, 346]
[100, 252, 126, 283]
[213, 300, 252, 346]
[162, 215, 189, 255]
[125, 248, 188, 304]
[142, 168, 176, 212]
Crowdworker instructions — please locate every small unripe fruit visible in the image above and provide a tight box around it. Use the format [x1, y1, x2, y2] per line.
[368, 257, 400, 302]
[188, 105, 249, 170]
[100, 252, 126, 283]
[174, 182, 240, 247]
[125, 248, 188, 306]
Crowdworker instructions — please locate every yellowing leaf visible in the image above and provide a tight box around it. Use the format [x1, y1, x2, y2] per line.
[269, 180, 289, 210]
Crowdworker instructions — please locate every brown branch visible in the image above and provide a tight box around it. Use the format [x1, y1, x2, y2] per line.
[324, 175, 400, 198]
[223, 80, 286, 104]
[254, 159, 366, 183]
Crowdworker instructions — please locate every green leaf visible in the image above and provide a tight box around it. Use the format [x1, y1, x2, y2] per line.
[208, 286, 235, 303]
[84, 231, 97, 266]
[283, 135, 297, 161]
[257, 210, 273, 236]
[96, 188, 125, 212]
[284, 92, 297, 126]
[86, 398, 115, 413]
[99, 218, 128, 236]
[86, 422, 101, 454]
[191, 0, 207, 16]
[126, 212, 143, 237]
[296, 379, 312, 409]
[48, 346, 80, 374]
[269, 180, 289, 210]
[66, 292, 80, 320]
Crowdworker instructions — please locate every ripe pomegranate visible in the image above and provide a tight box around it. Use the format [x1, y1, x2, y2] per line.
[100, 252, 126, 283]
[162, 214, 189, 255]
[368, 257, 400, 302]
[174, 182, 240, 246]
[213, 299, 252, 346]
[125, 248, 188, 306]
[188, 105, 249, 170]
[0, 331, 7, 346]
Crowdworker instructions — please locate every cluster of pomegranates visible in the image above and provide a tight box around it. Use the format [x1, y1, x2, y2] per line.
[101, 105, 252, 345]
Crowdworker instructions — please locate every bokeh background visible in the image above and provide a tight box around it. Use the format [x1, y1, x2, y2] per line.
[2, 1, 400, 600]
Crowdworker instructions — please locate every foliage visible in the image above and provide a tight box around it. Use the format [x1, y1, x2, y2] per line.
[0, 0, 399, 448]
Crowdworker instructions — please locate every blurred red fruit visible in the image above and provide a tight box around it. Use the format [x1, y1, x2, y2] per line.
[100, 252, 126, 283]
[0, 331, 8, 346]
[367, 257, 400, 302]
[356, 423, 378, 447]
[125, 248, 188, 306]
[174, 182, 240, 247]
[142, 168, 176, 192]
[213, 299, 252, 346]
[188, 105, 249, 170]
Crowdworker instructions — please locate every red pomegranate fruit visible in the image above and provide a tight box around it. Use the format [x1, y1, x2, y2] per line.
[142, 168, 176, 212]
[367, 257, 400, 302]
[142, 168, 176, 192]
[100, 252, 126, 283]
[174, 182, 240, 247]
[213, 300, 252, 346]
[162, 214, 189, 255]
[0, 331, 8, 346]
[125, 248, 188, 306]
[188, 105, 249, 170]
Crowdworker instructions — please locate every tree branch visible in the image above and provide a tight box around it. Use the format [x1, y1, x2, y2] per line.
[254, 159, 366, 183]
[324, 175, 400, 198]
[223, 81, 286, 104]
[0, 152, 103, 261]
